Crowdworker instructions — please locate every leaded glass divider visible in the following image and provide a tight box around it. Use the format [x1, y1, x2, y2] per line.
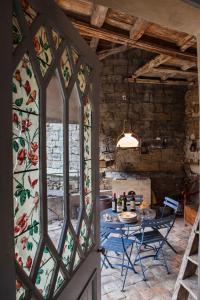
[12, 1, 100, 300]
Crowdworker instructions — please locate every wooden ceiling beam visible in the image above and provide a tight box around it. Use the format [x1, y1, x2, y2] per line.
[128, 77, 195, 86]
[98, 45, 128, 60]
[71, 20, 197, 62]
[129, 18, 150, 41]
[151, 67, 197, 78]
[90, 4, 108, 51]
[177, 35, 197, 52]
[133, 54, 171, 78]
[55, 0, 92, 16]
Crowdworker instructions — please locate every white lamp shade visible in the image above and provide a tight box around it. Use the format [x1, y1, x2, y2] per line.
[117, 133, 139, 148]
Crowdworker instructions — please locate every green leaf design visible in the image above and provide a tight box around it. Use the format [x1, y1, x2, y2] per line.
[13, 83, 17, 93]
[20, 190, 27, 206]
[36, 274, 41, 285]
[19, 293, 25, 300]
[13, 140, 19, 152]
[34, 225, 38, 234]
[44, 246, 49, 253]
[26, 189, 31, 198]
[43, 43, 50, 50]
[19, 137, 25, 147]
[15, 98, 23, 107]
[29, 227, 33, 236]
[26, 67, 32, 78]
[27, 242, 33, 250]
[16, 183, 23, 189]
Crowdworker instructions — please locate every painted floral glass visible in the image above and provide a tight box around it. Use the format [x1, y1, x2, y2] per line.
[77, 64, 91, 96]
[33, 26, 53, 76]
[35, 246, 56, 298]
[85, 192, 93, 219]
[83, 94, 92, 126]
[84, 125, 91, 160]
[14, 170, 40, 237]
[21, 0, 37, 27]
[52, 29, 62, 49]
[13, 53, 40, 277]
[60, 48, 72, 88]
[13, 54, 39, 114]
[62, 229, 75, 270]
[84, 159, 92, 195]
[54, 270, 64, 294]
[13, 12, 23, 49]
[16, 279, 26, 300]
[15, 222, 40, 276]
[73, 251, 81, 270]
[79, 219, 88, 251]
[13, 111, 39, 173]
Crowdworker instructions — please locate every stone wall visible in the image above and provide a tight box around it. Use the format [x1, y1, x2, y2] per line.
[100, 49, 187, 202]
[46, 123, 80, 192]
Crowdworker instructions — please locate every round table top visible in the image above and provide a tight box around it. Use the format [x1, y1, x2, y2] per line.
[101, 207, 156, 227]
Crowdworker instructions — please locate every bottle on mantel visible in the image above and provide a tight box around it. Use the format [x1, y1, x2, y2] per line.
[112, 193, 117, 212]
[122, 192, 127, 212]
[117, 197, 122, 213]
[130, 191, 136, 212]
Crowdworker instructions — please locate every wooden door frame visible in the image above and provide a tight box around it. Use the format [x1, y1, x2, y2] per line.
[0, 1, 16, 300]
[0, 0, 101, 299]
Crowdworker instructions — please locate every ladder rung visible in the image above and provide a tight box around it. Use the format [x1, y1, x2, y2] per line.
[180, 275, 198, 300]
[188, 254, 198, 266]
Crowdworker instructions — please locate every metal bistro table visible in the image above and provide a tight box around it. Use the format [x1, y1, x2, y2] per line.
[101, 207, 156, 230]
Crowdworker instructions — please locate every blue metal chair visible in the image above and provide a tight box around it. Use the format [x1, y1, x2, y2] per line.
[160, 197, 179, 253]
[101, 221, 137, 291]
[132, 216, 174, 281]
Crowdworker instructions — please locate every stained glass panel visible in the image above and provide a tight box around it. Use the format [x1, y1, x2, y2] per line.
[13, 12, 23, 49]
[62, 229, 75, 270]
[77, 64, 91, 96]
[60, 48, 72, 88]
[15, 223, 40, 275]
[52, 29, 62, 49]
[13, 54, 39, 114]
[83, 94, 92, 126]
[73, 251, 81, 270]
[54, 269, 65, 294]
[13, 111, 39, 173]
[21, 0, 37, 27]
[79, 219, 88, 251]
[35, 247, 56, 298]
[84, 159, 92, 195]
[14, 169, 40, 237]
[85, 192, 93, 219]
[33, 26, 53, 76]
[84, 126, 91, 160]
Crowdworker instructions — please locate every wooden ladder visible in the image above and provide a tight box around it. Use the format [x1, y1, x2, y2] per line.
[172, 207, 200, 300]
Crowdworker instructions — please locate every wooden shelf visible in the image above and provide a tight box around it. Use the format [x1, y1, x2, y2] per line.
[188, 254, 198, 266]
[180, 275, 198, 300]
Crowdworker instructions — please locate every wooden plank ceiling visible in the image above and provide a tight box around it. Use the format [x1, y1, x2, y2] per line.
[56, 0, 198, 86]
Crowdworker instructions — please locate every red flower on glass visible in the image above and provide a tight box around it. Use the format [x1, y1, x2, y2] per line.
[28, 150, 38, 166]
[21, 119, 32, 132]
[17, 149, 27, 165]
[20, 236, 28, 250]
[13, 112, 19, 124]
[16, 279, 22, 290]
[15, 69, 22, 86]
[23, 80, 31, 95]
[31, 142, 38, 152]
[26, 256, 32, 270]
[21, 0, 29, 10]
[33, 36, 40, 54]
[28, 175, 38, 188]
[17, 257, 23, 266]
[15, 213, 28, 234]
[26, 90, 37, 105]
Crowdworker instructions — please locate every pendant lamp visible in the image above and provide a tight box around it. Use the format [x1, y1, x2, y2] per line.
[116, 52, 139, 149]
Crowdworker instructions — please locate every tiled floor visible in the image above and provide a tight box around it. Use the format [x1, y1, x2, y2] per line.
[101, 218, 191, 300]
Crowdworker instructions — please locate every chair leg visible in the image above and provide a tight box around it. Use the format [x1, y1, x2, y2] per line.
[121, 253, 125, 276]
[133, 243, 146, 281]
[121, 258, 129, 292]
[160, 247, 170, 274]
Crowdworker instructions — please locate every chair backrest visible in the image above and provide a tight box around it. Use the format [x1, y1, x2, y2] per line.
[163, 197, 179, 215]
